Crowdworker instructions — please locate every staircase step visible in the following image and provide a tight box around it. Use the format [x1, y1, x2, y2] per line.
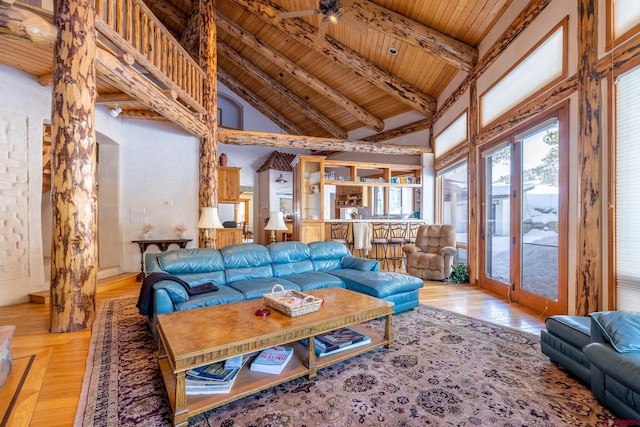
[97, 273, 139, 292]
[28, 273, 139, 304]
[29, 291, 48, 305]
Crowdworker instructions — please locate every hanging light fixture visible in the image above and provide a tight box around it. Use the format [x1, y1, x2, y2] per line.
[275, 173, 287, 183]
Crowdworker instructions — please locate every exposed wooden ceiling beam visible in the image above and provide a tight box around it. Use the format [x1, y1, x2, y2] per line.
[118, 110, 170, 120]
[231, 0, 436, 116]
[179, 5, 200, 57]
[218, 129, 432, 155]
[0, 2, 56, 47]
[219, 41, 348, 139]
[96, 90, 177, 104]
[218, 13, 384, 132]
[363, 118, 431, 143]
[218, 68, 305, 136]
[141, 0, 189, 36]
[344, 0, 477, 72]
[95, 48, 208, 138]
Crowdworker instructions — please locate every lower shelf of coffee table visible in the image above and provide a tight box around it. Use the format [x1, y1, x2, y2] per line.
[159, 324, 388, 419]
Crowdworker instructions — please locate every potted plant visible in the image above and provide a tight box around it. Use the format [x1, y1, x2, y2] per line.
[174, 223, 188, 239]
[139, 223, 154, 240]
[448, 262, 469, 285]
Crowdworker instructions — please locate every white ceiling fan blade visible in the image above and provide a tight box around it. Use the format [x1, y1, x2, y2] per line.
[341, 14, 369, 33]
[280, 9, 317, 20]
[314, 20, 330, 46]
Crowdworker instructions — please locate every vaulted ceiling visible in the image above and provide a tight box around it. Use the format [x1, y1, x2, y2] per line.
[0, 0, 511, 140]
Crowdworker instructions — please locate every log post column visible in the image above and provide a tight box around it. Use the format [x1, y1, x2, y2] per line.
[467, 81, 479, 286]
[198, 0, 219, 248]
[576, 0, 601, 315]
[49, 0, 98, 332]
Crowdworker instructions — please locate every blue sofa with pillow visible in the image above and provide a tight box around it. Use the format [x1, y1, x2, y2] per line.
[541, 311, 640, 419]
[584, 311, 640, 420]
[143, 241, 423, 341]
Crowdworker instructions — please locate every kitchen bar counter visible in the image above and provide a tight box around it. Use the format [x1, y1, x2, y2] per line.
[325, 218, 424, 222]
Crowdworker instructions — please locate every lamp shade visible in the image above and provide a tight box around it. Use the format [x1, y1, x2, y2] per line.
[264, 211, 288, 231]
[196, 207, 224, 229]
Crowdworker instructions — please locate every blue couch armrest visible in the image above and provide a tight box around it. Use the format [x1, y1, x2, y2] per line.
[342, 255, 379, 272]
[584, 341, 640, 418]
[145, 252, 162, 274]
[153, 288, 177, 316]
[152, 280, 189, 316]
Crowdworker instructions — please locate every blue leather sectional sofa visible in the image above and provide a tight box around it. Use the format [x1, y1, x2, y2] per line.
[144, 241, 423, 341]
[541, 311, 640, 419]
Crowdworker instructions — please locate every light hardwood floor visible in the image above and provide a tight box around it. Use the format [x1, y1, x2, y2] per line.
[0, 276, 546, 426]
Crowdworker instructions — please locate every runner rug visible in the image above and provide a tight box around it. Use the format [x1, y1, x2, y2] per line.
[75, 297, 616, 426]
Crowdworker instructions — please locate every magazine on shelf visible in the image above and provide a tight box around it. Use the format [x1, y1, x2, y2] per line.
[249, 346, 294, 374]
[186, 361, 238, 382]
[314, 327, 368, 353]
[186, 354, 252, 394]
[301, 336, 372, 357]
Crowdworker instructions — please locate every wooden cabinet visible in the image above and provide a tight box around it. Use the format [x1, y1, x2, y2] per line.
[336, 186, 369, 209]
[218, 166, 241, 202]
[292, 156, 423, 242]
[292, 155, 325, 243]
[215, 228, 242, 248]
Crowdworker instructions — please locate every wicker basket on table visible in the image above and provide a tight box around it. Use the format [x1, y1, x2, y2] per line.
[263, 284, 323, 317]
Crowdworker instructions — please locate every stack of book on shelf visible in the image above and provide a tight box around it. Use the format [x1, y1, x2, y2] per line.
[249, 346, 294, 374]
[185, 354, 251, 394]
[312, 327, 371, 357]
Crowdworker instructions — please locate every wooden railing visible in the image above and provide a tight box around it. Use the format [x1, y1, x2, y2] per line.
[95, 0, 206, 113]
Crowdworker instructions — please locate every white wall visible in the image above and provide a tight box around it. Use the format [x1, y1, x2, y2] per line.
[0, 64, 49, 305]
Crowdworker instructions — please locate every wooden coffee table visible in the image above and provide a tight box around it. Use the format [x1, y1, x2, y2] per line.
[156, 287, 394, 426]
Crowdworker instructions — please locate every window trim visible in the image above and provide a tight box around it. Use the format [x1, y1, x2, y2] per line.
[606, 0, 640, 51]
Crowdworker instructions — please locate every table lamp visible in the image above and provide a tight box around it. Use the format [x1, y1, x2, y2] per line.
[264, 211, 288, 244]
[196, 207, 224, 248]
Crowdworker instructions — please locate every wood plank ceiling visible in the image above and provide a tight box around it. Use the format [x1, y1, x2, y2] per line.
[0, 0, 511, 140]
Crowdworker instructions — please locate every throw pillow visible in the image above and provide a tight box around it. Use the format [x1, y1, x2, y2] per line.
[590, 311, 640, 353]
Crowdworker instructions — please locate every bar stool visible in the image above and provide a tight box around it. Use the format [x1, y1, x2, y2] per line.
[330, 222, 351, 251]
[388, 222, 408, 271]
[371, 222, 390, 270]
[408, 222, 422, 244]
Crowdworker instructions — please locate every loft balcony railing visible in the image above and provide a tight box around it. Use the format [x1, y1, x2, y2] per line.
[95, 0, 206, 113]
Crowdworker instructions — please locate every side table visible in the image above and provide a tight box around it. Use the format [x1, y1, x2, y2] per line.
[131, 239, 192, 281]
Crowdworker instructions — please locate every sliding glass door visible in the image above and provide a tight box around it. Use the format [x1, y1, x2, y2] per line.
[479, 107, 568, 314]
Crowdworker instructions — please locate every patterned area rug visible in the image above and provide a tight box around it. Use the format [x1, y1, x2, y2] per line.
[75, 297, 616, 426]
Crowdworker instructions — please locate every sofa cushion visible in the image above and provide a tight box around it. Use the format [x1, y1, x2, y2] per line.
[156, 248, 227, 285]
[309, 241, 350, 271]
[284, 272, 346, 291]
[328, 270, 423, 298]
[174, 285, 245, 311]
[590, 311, 640, 353]
[545, 315, 591, 350]
[342, 255, 379, 272]
[228, 277, 300, 300]
[221, 244, 274, 284]
[269, 242, 314, 278]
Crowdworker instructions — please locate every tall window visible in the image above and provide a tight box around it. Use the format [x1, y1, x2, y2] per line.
[614, 65, 640, 310]
[440, 162, 468, 264]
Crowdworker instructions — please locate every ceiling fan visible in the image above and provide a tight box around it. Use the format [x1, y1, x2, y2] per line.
[279, 0, 367, 45]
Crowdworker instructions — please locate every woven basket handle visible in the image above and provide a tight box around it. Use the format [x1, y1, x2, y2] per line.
[271, 284, 285, 293]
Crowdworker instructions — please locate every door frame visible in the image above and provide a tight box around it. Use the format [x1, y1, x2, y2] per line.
[478, 103, 569, 315]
